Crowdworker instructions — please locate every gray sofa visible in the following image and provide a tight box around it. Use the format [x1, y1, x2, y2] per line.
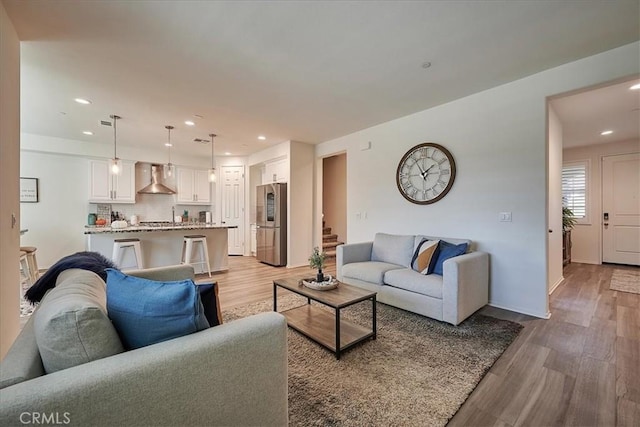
[0, 265, 288, 427]
[337, 233, 489, 325]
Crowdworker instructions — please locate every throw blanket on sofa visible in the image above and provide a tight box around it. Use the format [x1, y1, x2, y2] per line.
[24, 251, 118, 304]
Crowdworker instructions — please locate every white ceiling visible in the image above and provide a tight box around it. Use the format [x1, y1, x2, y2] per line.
[4, 1, 639, 158]
[551, 78, 640, 148]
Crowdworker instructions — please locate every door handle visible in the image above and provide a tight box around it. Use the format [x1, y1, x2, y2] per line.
[604, 222, 609, 227]
[548, 229, 553, 233]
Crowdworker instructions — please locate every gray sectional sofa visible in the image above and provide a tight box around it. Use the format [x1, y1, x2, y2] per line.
[337, 233, 489, 325]
[0, 265, 288, 427]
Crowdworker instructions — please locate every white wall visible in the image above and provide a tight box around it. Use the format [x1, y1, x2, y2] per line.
[20, 151, 89, 268]
[548, 105, 564, 294]
[563, 138, 640, 264]
[0, 1, 21, 359]
[288, 141, 315, 267]
[316, 42, 639, 318]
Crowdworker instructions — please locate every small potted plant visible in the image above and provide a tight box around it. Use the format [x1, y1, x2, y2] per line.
[563, 206, 577, 231]
[308, 247, 327, 283]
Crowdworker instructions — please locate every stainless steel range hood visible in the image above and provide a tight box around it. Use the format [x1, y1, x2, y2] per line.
[137, 164, 176, 195]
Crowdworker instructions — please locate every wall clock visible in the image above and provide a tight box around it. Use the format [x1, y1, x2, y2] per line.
[396, 142, 456, 204]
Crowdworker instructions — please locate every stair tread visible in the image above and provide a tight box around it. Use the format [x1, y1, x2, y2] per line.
[322, 241, 343, 249]
[323, 234, 338, 242]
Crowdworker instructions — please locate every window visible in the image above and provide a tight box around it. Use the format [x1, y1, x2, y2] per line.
[562, 160, 589, 223]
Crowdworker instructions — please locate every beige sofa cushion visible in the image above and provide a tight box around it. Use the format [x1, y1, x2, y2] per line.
[384, 268, 443, 299]
[341, 261, 403, 285]
[371, 233, 415, 267]
[33, 269, 124, 373]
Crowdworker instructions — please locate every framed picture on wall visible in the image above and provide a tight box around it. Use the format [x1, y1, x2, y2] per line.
[20, 177, 39, 203]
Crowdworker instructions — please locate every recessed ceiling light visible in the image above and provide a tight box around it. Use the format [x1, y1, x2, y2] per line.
[601, 130, 613, 136]
[185, 120, 195, 126]
[258, 135, 266, 140]
[74, 98, 91, 105]
[224, 152, 231, 156]
[82, 131, 93, 135]
[421, 61, 432, 69]
[164, 143, 173, 147]
[630, 83, 640, 90]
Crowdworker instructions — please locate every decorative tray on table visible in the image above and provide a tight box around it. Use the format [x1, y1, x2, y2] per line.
[300, 276, 338, 291]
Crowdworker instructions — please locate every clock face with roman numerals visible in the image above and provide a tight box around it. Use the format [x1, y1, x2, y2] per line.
[396, 142, 456, 204]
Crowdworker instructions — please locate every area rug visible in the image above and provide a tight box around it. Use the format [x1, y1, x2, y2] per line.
[610, 268, 640, 294]
[223, 293, 523, 426]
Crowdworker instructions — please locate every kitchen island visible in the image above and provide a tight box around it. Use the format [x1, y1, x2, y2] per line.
[85, 224, 237, 273]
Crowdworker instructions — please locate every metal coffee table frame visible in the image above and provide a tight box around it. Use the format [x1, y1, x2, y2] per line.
[273, 278, 376, 360]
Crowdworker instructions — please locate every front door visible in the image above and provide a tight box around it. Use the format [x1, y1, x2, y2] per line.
[221, 165, 245, 255]
[602, 153, 640, 265]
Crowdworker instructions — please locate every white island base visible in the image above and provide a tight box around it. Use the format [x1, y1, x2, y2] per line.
[86, 228, 230, 273]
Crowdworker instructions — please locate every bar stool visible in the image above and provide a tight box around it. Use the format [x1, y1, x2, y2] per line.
[19, 250, 34, 289]
[20, 246, 39, 284]
[112, 238, 144, 270]
[181, 235, 211, 277]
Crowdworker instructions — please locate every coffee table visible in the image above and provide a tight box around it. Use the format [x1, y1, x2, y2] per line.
[273, 277, 377, 359]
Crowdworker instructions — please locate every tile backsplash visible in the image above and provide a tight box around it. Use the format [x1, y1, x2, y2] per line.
[92, 193, 212, 223]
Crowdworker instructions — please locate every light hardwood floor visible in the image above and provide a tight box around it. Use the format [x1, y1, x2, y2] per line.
[204, 258, 639, 426]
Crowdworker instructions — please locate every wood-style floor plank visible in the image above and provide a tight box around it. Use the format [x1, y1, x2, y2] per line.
[196, 258, 638, 426]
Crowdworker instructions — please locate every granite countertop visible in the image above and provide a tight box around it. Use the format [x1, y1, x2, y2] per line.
[84, 224, 237, 234]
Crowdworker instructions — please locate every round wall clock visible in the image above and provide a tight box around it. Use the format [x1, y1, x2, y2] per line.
[396, 142, 456, 204]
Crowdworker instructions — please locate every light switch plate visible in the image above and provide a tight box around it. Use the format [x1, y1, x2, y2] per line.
[499, 212, 512, 222]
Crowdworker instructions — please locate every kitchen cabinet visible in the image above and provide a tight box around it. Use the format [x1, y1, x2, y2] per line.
[264, 158, 288, 183]
[88, 159, 136, 203]
[177, 167, 211, 204]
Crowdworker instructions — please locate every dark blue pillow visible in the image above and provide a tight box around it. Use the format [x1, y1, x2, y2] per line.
[106, 269, 209, 350]
[432, 241, 468, 276]
[197, 283, 222, 327]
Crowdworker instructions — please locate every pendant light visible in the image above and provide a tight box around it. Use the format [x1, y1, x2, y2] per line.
[164, 125, 175, 179]
[208, 133, 217, 183]
[109, 114, 122, 175]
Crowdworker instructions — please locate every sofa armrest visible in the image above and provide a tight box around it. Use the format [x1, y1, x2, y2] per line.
[0, 312, 288, 427]
[441, 251, 489, 325]
[337, 241, 373, 281]
[126, 264, 195, 281]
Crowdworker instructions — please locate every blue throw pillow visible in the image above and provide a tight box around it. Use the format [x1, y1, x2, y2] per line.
[106, 269, 209, 350]
[432, 241, 468, 276]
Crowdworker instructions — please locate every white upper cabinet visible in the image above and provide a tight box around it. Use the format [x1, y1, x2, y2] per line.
[88, 159, 136, 204]
[177, 167, 211, 204]
[264, 158, 288, 183]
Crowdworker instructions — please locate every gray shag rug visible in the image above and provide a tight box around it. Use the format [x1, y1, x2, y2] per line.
[223, 293, 523, 426]
[610, 268, 640, 294]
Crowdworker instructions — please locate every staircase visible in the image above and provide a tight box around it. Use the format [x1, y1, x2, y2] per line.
[322, 222, 344, 260]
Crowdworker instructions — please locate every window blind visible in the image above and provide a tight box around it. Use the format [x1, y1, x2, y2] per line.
[562, 164, 586, 218]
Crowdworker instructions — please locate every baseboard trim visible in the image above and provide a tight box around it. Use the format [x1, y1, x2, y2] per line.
[488, 302, 551, 319]
[549, 276, 564, 295]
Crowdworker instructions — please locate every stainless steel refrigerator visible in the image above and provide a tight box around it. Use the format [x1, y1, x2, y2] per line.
[256, 183, 287, 266]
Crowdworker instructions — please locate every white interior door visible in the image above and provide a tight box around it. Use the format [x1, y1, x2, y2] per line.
[602, 153, 640, 265]
[221, 166, 245, 255]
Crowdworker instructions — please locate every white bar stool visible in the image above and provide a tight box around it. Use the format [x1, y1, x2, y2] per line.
[112, 238, 144, 270]
[20, 246, 39, 283]
[181, 235, 211, 277]
[19, 250, 34, 289]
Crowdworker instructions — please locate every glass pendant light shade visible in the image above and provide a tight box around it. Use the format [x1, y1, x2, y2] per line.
[109, 158, 122, 175]
[165, 163, 175, 179]
[208, 133, 217, 182]
[164, 125, 175, 179]
[110, 114, 122, 175]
